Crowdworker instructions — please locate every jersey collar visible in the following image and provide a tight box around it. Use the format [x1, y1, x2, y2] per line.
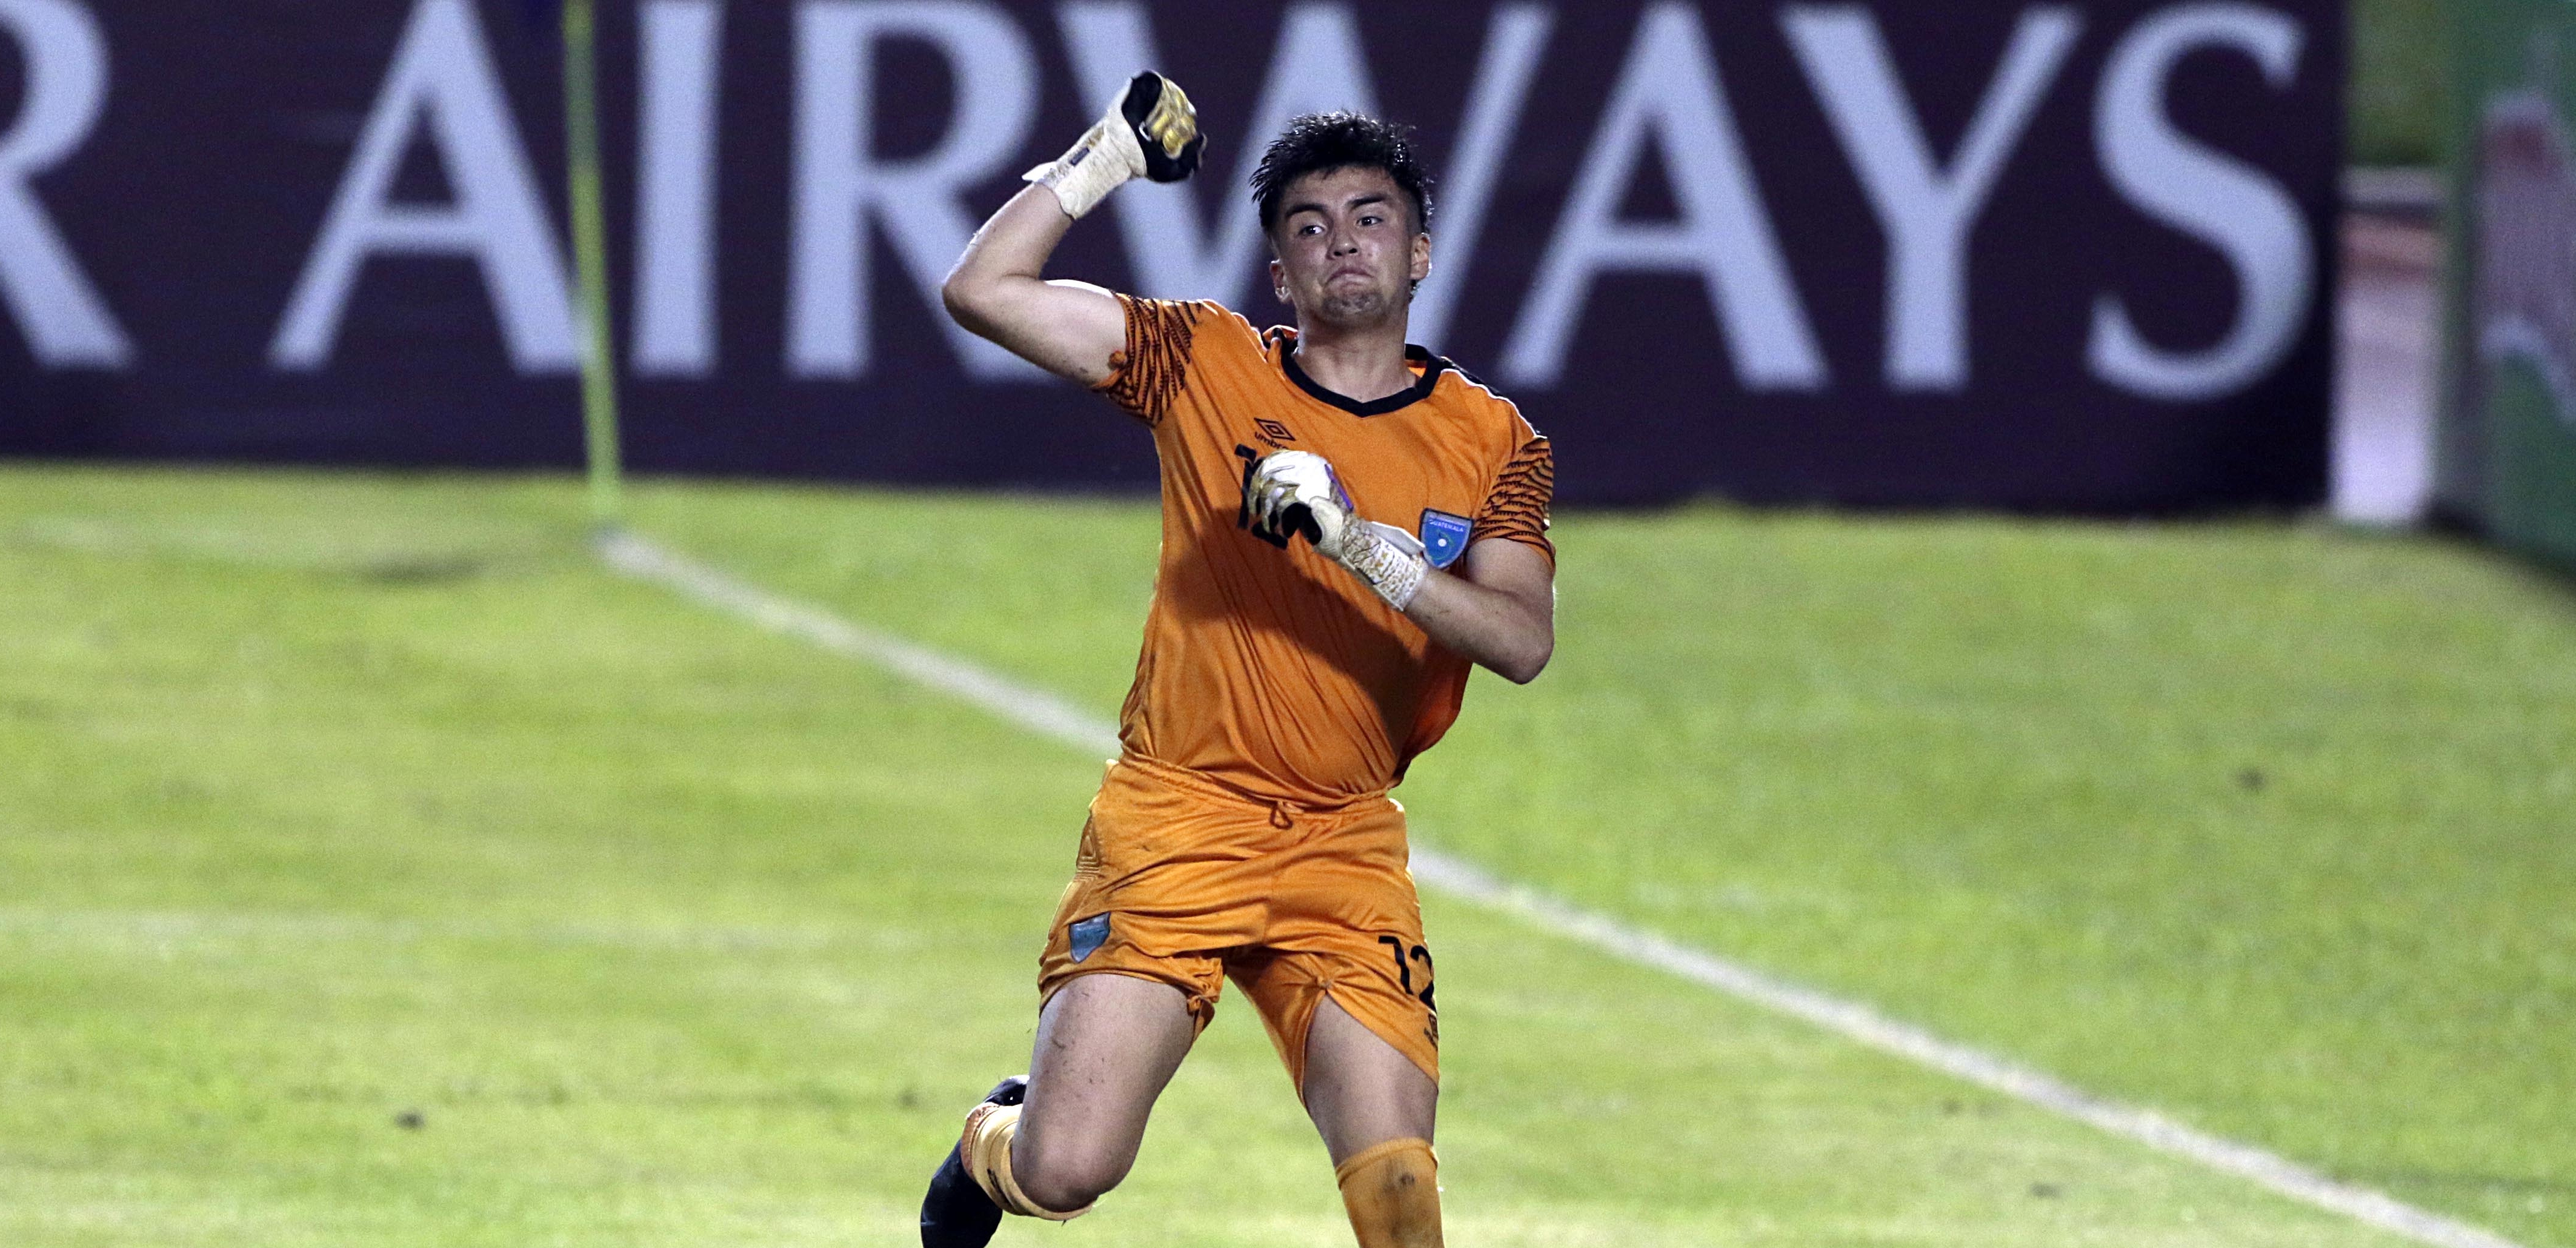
[1273, 331, 1449, 417]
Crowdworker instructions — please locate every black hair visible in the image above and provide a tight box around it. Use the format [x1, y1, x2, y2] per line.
[1251, 111, 1434, 239]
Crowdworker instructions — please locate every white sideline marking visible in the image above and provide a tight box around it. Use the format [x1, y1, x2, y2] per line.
[598, 529, 1113, 751]
[600, 529, 2522, 1248]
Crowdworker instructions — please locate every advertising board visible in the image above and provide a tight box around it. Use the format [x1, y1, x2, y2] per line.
[0, 0, 2345, 508]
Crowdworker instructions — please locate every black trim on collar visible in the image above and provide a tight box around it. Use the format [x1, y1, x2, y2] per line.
[1280, 342, 1450, 417]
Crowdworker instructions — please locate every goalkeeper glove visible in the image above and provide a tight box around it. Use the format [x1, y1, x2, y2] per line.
[1024, 71, 1204, 219]
[1244, 451, 1429, 611]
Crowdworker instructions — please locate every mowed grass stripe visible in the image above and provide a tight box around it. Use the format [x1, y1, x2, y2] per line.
[602, 526, 2527, 1248]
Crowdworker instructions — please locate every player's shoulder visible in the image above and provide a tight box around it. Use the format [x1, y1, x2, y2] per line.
[1153, 297, 1259, 343]
[1428, 354, 1547, 447]
[1114, 295, 1262, 356]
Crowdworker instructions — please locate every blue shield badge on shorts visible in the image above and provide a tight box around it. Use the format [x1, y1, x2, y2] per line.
[1067, 914, 1111, 963]
[1419, 510, 1472, 569]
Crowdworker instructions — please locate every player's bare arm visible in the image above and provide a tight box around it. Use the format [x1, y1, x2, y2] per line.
[940, 73, 1203, 385]
[942, 187, 1125, 383]
[1401, 538, 1555, 683]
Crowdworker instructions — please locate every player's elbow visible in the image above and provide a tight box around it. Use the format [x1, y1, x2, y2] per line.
[943, 262, 1030, 341]
[1493, 632, 1553, 685]
[940, 268, 994, 334]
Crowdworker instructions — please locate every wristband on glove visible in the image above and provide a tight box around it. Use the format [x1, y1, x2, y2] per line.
[1331, 520, 1430, 611]
[1024, 71, 1204, 219]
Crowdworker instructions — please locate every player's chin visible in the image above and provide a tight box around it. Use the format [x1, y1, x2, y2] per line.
[1314, 288, 1396, 328]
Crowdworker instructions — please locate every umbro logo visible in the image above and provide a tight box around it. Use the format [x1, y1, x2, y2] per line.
[1255, 418, 1297, 447]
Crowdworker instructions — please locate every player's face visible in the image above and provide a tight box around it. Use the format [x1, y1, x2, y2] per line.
[1268, 167, 1432, 331]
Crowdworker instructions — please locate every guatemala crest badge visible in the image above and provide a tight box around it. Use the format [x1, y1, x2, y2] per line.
[1067, 913, 1111, 963]
[1418, 510, 1473, 569]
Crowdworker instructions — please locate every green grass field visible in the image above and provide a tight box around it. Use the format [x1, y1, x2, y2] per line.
[2, 466, 2568, 1248]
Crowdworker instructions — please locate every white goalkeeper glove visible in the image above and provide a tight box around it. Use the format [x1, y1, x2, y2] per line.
[1243, 451, 1429, 611]
[1024, 71, 1204, 219]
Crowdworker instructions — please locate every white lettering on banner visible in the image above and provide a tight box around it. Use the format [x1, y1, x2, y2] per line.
[0, 0, 130, 369]
[1503, 2, 1824, 391]
[1408, 3, 1554, 355]
[1785, 5, 2079, 391]
[2091, 3, 2313, 402]
[271, 0, 577, 373]
[634, 0, 724, 378]
[1057, 2, 1377, 308]
[789, 0, 1041, 381]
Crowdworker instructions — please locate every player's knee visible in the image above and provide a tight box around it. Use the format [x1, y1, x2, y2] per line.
[1011, 1132, 1131, 1214]
[1336, 1138, 1442, 1247]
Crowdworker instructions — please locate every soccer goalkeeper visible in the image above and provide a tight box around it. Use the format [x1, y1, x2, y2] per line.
[925, 72, 1556, 1248]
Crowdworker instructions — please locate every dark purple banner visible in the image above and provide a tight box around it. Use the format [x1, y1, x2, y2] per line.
[0, 0, 2341, 509]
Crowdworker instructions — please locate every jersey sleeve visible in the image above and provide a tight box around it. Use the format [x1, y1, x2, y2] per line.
[1092, 295, 1209, 427]
[1474, 433, 1556, 566]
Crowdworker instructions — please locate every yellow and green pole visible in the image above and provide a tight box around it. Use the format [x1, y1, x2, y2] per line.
[561, 0, 622, 530]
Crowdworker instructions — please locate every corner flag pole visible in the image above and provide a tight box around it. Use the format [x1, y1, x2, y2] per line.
[562, 0, 622, 530]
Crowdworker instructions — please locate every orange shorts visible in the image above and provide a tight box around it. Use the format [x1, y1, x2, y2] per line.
[1037, 755, 1439, 1090]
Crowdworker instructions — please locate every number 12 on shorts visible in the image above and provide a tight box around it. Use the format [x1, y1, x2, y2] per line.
[1377, 935, 1436, 1010]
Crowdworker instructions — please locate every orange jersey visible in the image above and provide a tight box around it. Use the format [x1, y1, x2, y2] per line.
[1093, 296, 1554, 806]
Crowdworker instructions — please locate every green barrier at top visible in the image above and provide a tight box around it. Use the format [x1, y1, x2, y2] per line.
[2442, 0, 2576, 569]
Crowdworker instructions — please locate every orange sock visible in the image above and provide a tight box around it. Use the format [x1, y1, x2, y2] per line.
[1334, 1138, 1442, 1247]
[960, 1101, 1091, 1221]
